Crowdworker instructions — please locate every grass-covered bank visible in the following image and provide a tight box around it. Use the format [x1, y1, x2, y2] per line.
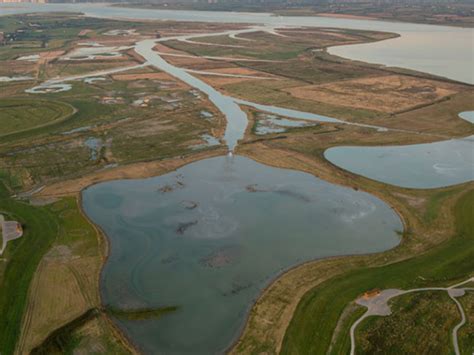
[0, 174, 132, 354]
[14, 195, 134, 354]
[281, 189, 474, 354]
[0, 183, 58, 355]
[0, 98, 75, 139]
[30, 308, 100, 355]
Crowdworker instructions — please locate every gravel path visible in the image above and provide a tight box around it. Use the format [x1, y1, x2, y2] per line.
[349, 277, 474, 355]
[0, 214, 23, 255]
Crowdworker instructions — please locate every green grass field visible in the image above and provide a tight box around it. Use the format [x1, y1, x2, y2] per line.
[357, 291, 458, 354]
[0, 98, 75, 138]
[0, 177, 131, 354]
[459, 292, 474, 354]
[0, 183, 58, 355]
[281, 188, 474, 354]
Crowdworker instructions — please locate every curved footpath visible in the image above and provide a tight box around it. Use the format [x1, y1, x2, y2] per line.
[350, 277, 474, 355]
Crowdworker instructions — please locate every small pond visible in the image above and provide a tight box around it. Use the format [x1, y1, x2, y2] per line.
[459, 111, 474, 124]
[324, 136, 474, 189]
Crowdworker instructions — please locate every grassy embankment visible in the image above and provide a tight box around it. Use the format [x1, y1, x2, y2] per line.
[0, 170, 132, 354]
[281, 189, 474, 354]
[29, 305, 179, 354]
[0, 182, 57, 355]
[14, 194, 137, 354]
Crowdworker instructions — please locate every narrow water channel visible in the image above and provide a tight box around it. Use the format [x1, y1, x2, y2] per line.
[135, 38, 248, 151]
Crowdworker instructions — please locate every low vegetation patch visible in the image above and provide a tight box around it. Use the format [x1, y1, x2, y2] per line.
[0, 183, 58, 355]
[0, 98, 74, 138]
[106, 306, 178, 321]
[30, 308, 100, 355]
[357, 291, 458, 354]
[459, 292, 474, 354]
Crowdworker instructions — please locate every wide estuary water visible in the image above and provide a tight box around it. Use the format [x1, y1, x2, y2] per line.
[1, 3, 473, 84]
[82, 156, 402, 354]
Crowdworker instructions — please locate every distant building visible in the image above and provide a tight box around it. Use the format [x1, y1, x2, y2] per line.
[362, 289, 381, 299]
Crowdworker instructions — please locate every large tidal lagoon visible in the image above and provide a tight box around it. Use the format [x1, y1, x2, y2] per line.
[82, 156, 402, 354]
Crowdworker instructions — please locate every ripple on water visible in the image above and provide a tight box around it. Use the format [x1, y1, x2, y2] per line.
[82, 155, 402, 354]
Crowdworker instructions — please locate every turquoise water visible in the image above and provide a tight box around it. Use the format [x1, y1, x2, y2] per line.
[82, 156, 402, 354]
[324, 136, 474, 189]
[459, 111, 474, 124]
